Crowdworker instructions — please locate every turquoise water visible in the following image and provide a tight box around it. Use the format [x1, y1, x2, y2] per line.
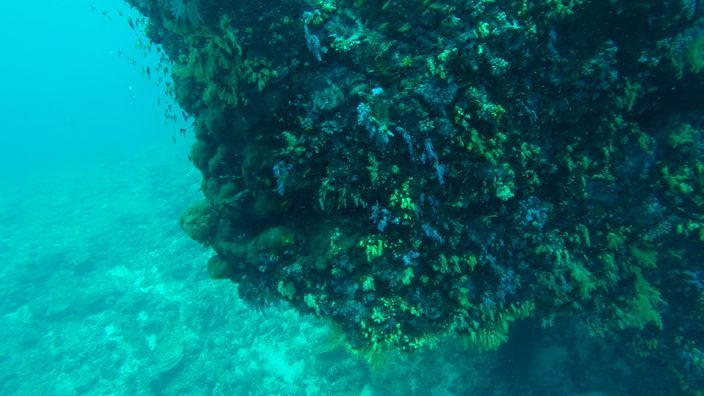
[0, 1, 701, 395]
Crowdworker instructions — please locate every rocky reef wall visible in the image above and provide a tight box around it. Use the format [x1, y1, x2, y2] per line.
[126, 0, 704, 392]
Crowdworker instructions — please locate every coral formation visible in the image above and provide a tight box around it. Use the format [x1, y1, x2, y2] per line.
[125, 0, 704, 392]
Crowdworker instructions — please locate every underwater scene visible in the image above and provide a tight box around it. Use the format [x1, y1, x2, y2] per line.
[1, 0, 704, 394]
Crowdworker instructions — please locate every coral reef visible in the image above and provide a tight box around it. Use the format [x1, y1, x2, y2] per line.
[125, 0, 704, 392]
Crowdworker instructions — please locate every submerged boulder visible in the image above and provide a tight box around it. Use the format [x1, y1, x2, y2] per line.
[126, 0, 704, 392]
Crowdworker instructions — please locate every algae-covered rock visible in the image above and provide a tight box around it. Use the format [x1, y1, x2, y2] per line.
[126, 0, 704, 392]
[179, 200, 216, 244]
[207, 254, 232, 279]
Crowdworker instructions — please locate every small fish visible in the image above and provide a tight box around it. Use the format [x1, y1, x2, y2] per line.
[172, 136, 176, 144]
